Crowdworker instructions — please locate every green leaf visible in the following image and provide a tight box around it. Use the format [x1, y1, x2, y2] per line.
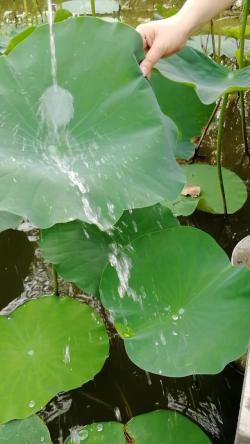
[64, 411, 211, 443]
[100, 227, 250, 376]
[40, 221, 111, 296]
[162, 164, 247, 216]
[157, 45, 250, 104]
[62, 0, 119, 15]
[150, 70, 214, 159]
[0, 415, 52, 444]
[65, 422, 126, 443]
[0, 295, 109, 423]
[5, 27, 36, 55]
[0, 18, 183, 229]
[0, 211, 22, 232]
[127, 410, 211, 444]
[54, 9, 73, 23]
[40, 205, 178, 296]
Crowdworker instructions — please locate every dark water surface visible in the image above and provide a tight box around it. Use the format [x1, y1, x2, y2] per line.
[0, 1, 249, 443]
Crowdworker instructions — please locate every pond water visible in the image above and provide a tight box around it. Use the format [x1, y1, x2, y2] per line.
[0, 1, 249, 443]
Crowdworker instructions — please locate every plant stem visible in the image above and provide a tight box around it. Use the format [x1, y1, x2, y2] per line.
[23, 0, 29, 25]
[217, 94, 229, 217]
[210, 20, 216, 59]
[192, 99, 221, 160]
[239, 0, 250, 157]
[51, 264, 59, 296]
[90, 0, 96, 16]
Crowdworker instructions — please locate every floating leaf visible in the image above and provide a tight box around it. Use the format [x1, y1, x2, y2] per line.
[162, 164, 247, 216]
[0, 296, 109, 423]
[127, 410, 211, 444]
[65, 422, 126, 443]
[100, 227, 250, 376]
[40, 205, 178, 296]
[0, 211, 22, 232]
[62, 0, 119, 14]
[0, 18, 183, 229]
[157, 46, 250, 104]
[150, 70, 214, 159]
[54, 9, 73, 23]
[65, 410, 211, 443]
[5, 27, 36, 55]
[0, 415, 51, 444]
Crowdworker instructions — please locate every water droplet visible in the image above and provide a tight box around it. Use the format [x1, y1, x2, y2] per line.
[27, 349, 34, 356]
[28, 400, 36, 408]
[96, 423, 103, 432]
[178, 308, 185, 315]
[172, 331, 178, 336]
[172, 314, 179, 321]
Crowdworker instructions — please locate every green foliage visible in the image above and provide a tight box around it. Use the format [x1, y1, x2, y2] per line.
[157, 46, 250, 104]
[0, 415, 52, 444]
[100, 227, 250, 376]
[40, 205, 178, 296]
[65, 422, 126, 443]
[65, 410, 211, 443]
[54, 8, 73, 23]
[0, 296, 109, 423]
[127, 410, 211, 444]
[0, 17, 183, 229]
[162, 164, 247, 216]
[4, 27, 36, 55]
[150, 70, 215, 159]
[0, 211, 22, 232]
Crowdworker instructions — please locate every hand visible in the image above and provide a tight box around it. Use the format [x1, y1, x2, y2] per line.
[136, 16, 190, 78]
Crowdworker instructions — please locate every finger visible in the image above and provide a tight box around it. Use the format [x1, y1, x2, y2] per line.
[140, 42, 164, 78]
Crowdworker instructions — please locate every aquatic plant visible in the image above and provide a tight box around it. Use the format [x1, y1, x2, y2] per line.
[0, 3, 249, 443]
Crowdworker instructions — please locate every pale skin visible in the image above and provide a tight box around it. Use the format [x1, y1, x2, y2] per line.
[137, 0, 235, 77]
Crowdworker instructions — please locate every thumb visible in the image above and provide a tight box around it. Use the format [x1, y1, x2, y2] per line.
[140, 42, 163, 78]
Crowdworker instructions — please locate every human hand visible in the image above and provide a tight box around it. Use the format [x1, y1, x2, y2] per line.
[136, 15, 190, 78]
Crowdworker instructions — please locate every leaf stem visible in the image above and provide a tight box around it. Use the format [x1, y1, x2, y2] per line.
[217, 94, 229, 217]
[192, 99, 221, 160]
[239, 0, 250, 157]
[90, 0, 96, 16]
[51, 264, 59, 296]
[210, 20, 216, 59]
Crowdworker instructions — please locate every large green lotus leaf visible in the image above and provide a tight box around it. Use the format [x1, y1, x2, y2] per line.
[150, 70, 214, 159]
[157, 46, 250, 104]
[0, 415, 51, 444]
[40, 205, 178, 296]
[100, 227, 250, 376]
[0, 211, 22, 232]
[0, 18, 183, 230]
[127, 410, 211, 444]
[0, 295, 109, 423]
[162, 164, 247, 216]
[65, 422, 126, 443]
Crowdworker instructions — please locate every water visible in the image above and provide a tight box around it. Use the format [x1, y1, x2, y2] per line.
[0, 1, 248, 443]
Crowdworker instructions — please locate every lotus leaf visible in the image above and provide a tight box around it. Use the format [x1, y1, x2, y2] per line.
[65, 410, 211, 443]
[157, 46, 250, 104]
[40, 205, 178, 296]
[150, 70, 214, 159]
[0, 211, 22, 232]
[0, 295, 109, 423]
[127, 410, 211, 444]
[65, 422, 126, 443]
[0, 17, 183, 229]
[0, 415, 51, 444]
[100, 227, 250, 376]
[162, 164, 247, 216]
